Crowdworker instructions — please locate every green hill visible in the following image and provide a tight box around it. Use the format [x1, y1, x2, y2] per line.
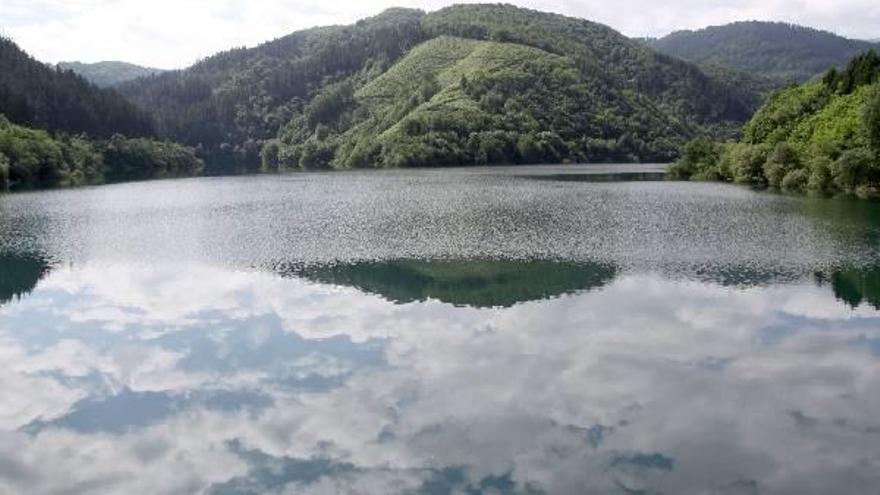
[647, 22, 880, 83]
[119, 5, 760, 174]
[0, 37, 153, 137]
[0, 39, 204, 191]
[57, 61, 165, 87]
[669, 51, 880, 199]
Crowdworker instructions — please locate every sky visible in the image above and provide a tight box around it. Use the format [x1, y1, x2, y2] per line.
[2, 0, 879, 70]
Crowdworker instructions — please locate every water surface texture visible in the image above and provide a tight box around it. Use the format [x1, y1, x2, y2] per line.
[1, 165, 879, 494]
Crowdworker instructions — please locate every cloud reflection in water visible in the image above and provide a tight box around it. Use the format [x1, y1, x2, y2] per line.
[0, 260, 878, 494]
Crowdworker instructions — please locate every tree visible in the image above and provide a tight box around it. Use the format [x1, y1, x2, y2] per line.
[260, 139, 281, 173]
[0, 151, 9, 190]
[829, 148, 874, 191]
[516, 134, 543, 163]
[668, 138, 720, 179]
[763, 142, 801, 188]
[865, 86, 880, 153]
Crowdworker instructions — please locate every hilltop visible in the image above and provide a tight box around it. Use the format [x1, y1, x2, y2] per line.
[0, 37, 153, 137]
[647, 21, 880, 83]
[57, 61, 165, 87]
[118, 5, 762, 174]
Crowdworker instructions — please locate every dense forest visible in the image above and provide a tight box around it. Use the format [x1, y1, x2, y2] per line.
[118, 5, 762, 174]
[647, 22, 880, 83]
[57, 61, 165, 88]
[669, 51, 880, 199]
[0, 37, 153, 137]
[0, 115, 203, 190]
[0, 38, 202, 191]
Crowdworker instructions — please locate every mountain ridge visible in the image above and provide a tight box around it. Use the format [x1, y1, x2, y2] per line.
[0, 36, 154, 137]
[118, 4, 762, 174]
[647, 21, 880, 83]
[57, 61, 165, 87]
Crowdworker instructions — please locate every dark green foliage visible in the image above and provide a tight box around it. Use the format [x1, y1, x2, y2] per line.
[421, 4, 755, 126]
[722, 143, 769, 184]
[831, 51, 880, 94]
[822, 267, 880, 310]
[57, 61, 165, 88]
[296, 259, 618, 308]
[0, 253, 52, 306]
[102, 135, 204, 182]
[865, 85, 880, 152]
[829, 148, 879, 192]
[763, 143, 801, 188]
[0, 151, 8, 189]
[120, 4, 760, 172]
[667, 138, 721, 180]
[647, 22, 880, 83]
[0, 37, 154, 138]
[0, 115, 202, 191]
[119, 8, 426, 174]
[670, 50, 880, 199]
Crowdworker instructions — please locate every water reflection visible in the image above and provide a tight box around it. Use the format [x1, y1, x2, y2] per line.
[521, 172, 667, 183]
[0, 261, 878, 494]
[0, 252, 52, 305]
[286, 259, 618, 308]
[815, 267, 880, 310]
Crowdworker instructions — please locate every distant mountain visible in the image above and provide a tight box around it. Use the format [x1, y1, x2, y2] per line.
[0, 37, 153, 137]
[58, 61, 165, 87]
[647, 21, 880, 83]
[0, 38, 202, 191]
[119, 5, 761, 174]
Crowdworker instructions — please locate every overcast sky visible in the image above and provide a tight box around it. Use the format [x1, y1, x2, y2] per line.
[2, 0, 879, 70]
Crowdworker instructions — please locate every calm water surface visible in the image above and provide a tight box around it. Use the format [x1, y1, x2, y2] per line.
[1, 164, 879, 494]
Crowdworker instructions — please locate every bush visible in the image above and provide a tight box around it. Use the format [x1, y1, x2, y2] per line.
[0, 152, 9, 190]
[725, 143, 769, 185]
[807, 154, 834, 192]
[102, 135, 204, 182]
[781, 168, 809, 191]
[829, 147, 877, 191]
[866, 86, 880, 153]
[763, 143, 801, 188]
[298, 140, 336, 169]
[260, 139, 281, 173]
[668, 138, 720, 179]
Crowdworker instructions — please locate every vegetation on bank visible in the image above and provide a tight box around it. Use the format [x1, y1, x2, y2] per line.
[0, 37, 201, 191]
[119, 5, 761, 174]
[669, 51, 880, 199]
[0, 115, 203, 191]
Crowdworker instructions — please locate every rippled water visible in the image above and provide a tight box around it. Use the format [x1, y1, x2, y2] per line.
[1, 165, 879, 494]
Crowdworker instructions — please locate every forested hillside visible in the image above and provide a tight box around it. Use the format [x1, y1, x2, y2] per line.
[0, 38, 203, 191]
[669, 51, 880, 199]
[0, 37, 153, 137]
[119, 5, 761, 174]
[58, 61, 165, 87]
[647, 22, 880, 83]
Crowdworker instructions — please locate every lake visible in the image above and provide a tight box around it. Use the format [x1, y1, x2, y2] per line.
[1, 164, 879, 494]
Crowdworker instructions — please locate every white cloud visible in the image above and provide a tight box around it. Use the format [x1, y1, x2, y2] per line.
[1, 0, 878, 69]
[1, 263, 880, 492]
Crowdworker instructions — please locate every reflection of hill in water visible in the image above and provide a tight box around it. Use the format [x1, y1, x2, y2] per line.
[288, 260, 619, 308]
[0, 253, 53, 305]
[816, 268, 880, 310]
[285, 258, 880, 311]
